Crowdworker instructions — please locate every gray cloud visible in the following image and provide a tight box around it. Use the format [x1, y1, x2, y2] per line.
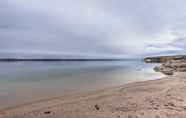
[0, 0, 186, 58]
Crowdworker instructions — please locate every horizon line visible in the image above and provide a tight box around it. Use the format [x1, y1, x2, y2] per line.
[0, 58, 139, 62]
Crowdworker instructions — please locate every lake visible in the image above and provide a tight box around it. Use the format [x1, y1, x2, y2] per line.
[0, 60, 163, 110]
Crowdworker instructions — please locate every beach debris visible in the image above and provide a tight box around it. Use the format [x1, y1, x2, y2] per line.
[167, 102, 175, 107]
[43, 111, 51, 115]
[94, 104, 100, 111]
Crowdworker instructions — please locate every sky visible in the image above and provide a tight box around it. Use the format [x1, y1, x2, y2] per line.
[1, 0, 186, 58]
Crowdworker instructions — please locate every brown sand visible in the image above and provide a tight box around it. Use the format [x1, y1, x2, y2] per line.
[1, 72, 186, 118]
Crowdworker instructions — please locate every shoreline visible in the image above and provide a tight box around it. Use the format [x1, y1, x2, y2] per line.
[0, 75, 162, 111]
[2, 56, 186, 118]
[0, 62, 162, 112]
[2, 73, 186, 118]
[0, 70, 163, 111]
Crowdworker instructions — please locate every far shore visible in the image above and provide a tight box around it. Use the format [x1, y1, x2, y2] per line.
[0, 58, 130, 62]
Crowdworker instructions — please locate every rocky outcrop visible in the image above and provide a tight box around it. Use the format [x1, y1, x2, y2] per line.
[153, 61, 186, 75]
[144, 55, 186, 75]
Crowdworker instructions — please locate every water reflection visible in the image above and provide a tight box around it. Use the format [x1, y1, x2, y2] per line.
[0, 61, 163, 109]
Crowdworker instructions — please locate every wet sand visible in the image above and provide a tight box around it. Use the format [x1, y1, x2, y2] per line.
[1, 72, 186, 118]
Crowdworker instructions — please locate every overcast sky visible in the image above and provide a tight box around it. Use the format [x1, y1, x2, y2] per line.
[1, 0, 186, 58]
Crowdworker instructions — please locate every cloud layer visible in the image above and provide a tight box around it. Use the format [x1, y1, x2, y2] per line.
[1, 0, 186, 58]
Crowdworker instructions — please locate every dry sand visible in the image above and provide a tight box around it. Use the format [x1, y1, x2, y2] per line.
[1, 72, 186, 118]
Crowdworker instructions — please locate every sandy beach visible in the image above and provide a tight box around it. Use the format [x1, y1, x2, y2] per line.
[0, 71, 186, 118]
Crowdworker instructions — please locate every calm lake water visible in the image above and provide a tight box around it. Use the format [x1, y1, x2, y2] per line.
[0, 60, 163, 110]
